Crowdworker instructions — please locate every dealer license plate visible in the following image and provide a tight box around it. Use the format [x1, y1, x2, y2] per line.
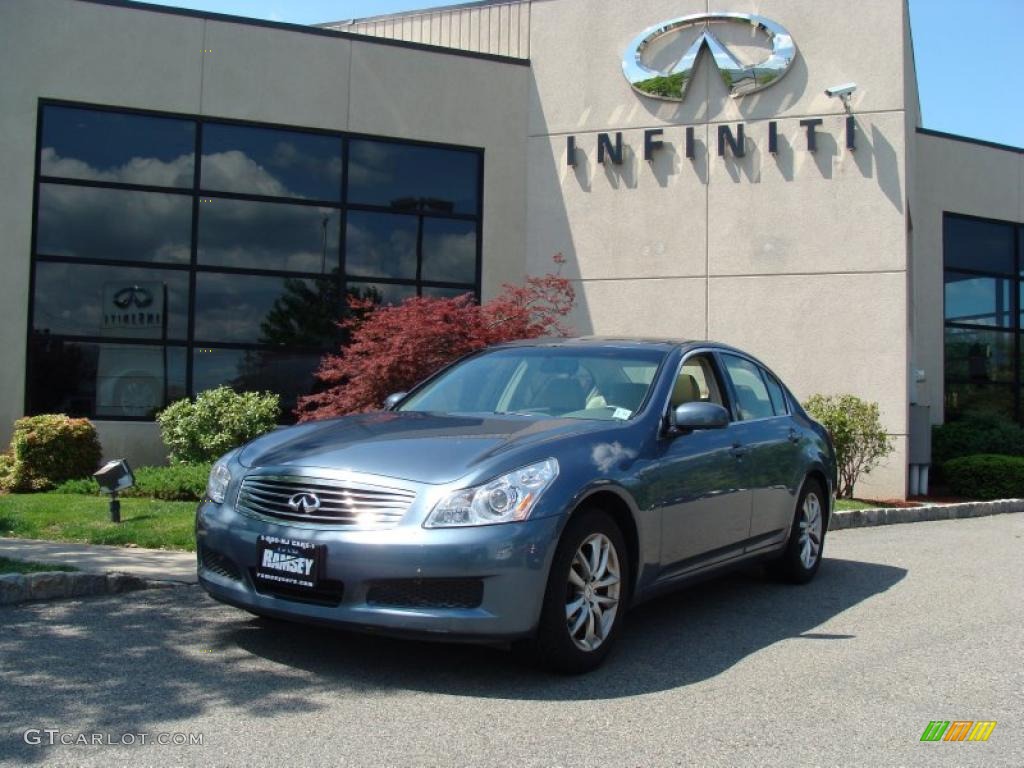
[255, 535, 323, 591]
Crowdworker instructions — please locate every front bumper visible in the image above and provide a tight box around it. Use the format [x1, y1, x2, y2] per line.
[195, 500, 563, 640]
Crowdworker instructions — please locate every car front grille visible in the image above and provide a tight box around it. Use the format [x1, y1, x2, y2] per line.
[366, 578, 484, 610]
[235, 474, 416, 528]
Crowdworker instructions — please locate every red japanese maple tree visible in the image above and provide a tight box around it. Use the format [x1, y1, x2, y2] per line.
[296, 255, 575, 421]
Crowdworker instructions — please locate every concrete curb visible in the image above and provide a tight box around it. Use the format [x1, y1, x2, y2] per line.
[0, 570, 181, 606]
[830, 498, 1024, 531]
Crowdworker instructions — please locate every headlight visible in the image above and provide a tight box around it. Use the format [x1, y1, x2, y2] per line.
[206, 457, 233, 504]
[424, 458, 559, 528]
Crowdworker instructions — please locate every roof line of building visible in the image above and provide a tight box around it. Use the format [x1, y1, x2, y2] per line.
[76, 0, 530, 66]
[916, 127, 1023, 155]
[321, 0, 520, 28]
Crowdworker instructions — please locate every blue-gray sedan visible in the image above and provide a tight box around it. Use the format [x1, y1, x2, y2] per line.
[197, 339, 836, 673]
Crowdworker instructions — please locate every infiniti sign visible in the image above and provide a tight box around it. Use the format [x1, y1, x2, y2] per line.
[287, 493, 321, 514]
[622, 13, 797, 101]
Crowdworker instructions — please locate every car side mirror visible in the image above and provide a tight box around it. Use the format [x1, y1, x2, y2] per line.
[383, 392, 407, 411]
[669, 401, 730, 432]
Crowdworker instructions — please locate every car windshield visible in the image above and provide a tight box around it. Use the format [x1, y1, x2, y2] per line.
[398, 346, 667, 420]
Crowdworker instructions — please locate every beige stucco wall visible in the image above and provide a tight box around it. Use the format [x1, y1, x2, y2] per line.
[0, 0, 528, 463]
[911, 133, 1024, 423]
[526, 0, 913, 497]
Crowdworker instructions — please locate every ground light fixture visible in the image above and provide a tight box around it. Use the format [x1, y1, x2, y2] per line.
[93, 459, 135, 523]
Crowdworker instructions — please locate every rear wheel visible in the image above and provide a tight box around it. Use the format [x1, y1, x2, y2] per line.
[522, 509, 629, 674]
[769, 479, 827, 584]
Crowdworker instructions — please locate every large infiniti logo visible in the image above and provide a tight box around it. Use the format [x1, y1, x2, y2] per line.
[112, 285, 154, 309]
[622, 13, 797, 101]
[287, 493, 321, 514]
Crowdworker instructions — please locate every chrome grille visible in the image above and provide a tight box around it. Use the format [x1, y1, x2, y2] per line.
[236, 475, 415, 528]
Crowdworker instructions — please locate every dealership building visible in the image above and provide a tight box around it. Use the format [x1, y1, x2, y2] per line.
[1, 0, 1022, 498]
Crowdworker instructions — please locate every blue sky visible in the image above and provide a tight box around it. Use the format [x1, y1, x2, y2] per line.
[140, 0, 1023, 148]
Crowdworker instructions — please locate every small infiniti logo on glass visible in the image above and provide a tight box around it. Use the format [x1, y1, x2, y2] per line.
[287, 493, 321, 513]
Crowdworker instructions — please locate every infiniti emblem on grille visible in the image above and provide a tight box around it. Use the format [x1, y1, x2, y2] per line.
[287, 492, 321, 513]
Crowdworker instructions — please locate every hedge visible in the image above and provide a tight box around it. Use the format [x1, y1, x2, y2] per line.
[944, 454, 1024, 501]
[0, 415, 102, 492]
[52, 462, 212, 502]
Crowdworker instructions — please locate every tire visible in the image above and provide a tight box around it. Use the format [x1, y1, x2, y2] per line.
[768, 478, 827, 584]
[522, 509, 630, 674]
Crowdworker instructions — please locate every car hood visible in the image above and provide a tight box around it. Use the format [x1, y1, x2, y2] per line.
[238, 411, 615, 485]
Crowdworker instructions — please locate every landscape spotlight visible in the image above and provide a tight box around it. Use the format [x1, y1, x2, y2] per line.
[93, 459, 135, 523]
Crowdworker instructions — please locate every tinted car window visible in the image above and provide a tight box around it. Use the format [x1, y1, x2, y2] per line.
[721, 354, 775, 420]
[763, 371, 788, 415]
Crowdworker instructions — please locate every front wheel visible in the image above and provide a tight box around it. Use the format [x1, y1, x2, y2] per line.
[522, 509, 629, 674]
[768, 479, 827, 584]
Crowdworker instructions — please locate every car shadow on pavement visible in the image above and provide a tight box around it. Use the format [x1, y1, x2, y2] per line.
[225, 556, 906, 699]
[0, 556, 905, 764]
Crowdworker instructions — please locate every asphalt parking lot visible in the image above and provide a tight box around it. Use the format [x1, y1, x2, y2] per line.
[1, 514, 1021, 768]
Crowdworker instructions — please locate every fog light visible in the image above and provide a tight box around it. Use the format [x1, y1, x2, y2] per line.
[93, 459, 135, 524]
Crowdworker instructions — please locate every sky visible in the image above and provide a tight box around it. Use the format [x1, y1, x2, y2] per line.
[139, 0, 1023, 149]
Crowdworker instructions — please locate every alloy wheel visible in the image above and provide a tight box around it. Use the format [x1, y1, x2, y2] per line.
[798, 492, 823, 569]
[565, 532, 621, 651]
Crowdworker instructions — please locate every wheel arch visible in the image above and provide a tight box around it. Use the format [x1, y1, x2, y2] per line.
[565, 486, 642, 602]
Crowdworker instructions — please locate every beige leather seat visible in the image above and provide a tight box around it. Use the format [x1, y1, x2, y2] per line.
[670, 373, 701, 409]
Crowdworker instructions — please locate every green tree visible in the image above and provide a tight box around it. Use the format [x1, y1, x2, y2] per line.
[803, 394, 894, 498]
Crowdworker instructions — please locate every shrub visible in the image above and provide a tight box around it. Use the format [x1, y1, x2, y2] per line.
[0, 415, 102, 492]
[944, 454, 1024, 500]
[297, 256, 575, 420]
[52, 462, 212, 501]
[933, 416, 1024, 471]
[803, 394, 894, 498]
[157, 387, 279, 464]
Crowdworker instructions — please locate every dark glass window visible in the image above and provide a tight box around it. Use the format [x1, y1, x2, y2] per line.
[944, 216, 1014, 275]
[194, 273, 339, 346]
[348, 139, 480, 215]
[40, 105, 196, 188]
[421, 218, 477, 284]
[32, 263, 189, 340]
[347, 281, 418, 306]
[198, 199, 340, 273]
[943, 213, 1022, 423]
[192, 348, 322, 414]
[37, 184, 192, 264]
[201, 123, 342, 201]
[28, 338, 187, 419]
[345, 211, 418, 279]
[29, 103, 482, 421]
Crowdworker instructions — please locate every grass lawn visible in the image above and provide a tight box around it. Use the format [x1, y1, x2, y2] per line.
[0, 494, 196, 551]
[836, 498, 893, 511]
[0, 556, 78, 574]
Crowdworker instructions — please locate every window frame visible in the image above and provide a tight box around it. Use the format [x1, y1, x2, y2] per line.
[26, 99, 485, 421]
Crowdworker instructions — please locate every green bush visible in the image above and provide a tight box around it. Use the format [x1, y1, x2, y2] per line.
[0, 415, 102, 492]
[803, 394, 894, 498]
[944, 454, 1024, 500]
[157, 386, 279, 464]
[933, 416, 1024, 470]
[52, 462, 212, 502]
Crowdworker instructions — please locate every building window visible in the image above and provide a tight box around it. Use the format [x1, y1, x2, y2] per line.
[943, 213, 1022, 423]
[28, 102, 483, 421]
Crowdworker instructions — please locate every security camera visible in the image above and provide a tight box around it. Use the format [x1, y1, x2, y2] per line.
[825, 83, 857, 99]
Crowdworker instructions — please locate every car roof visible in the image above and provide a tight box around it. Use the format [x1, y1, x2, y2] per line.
[490, 336, 695, 351]
[488, 337, 770, 364]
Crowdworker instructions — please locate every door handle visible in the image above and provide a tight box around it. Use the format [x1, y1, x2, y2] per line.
[730, 443, 749, 458]
[788, 428, 800, 444]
